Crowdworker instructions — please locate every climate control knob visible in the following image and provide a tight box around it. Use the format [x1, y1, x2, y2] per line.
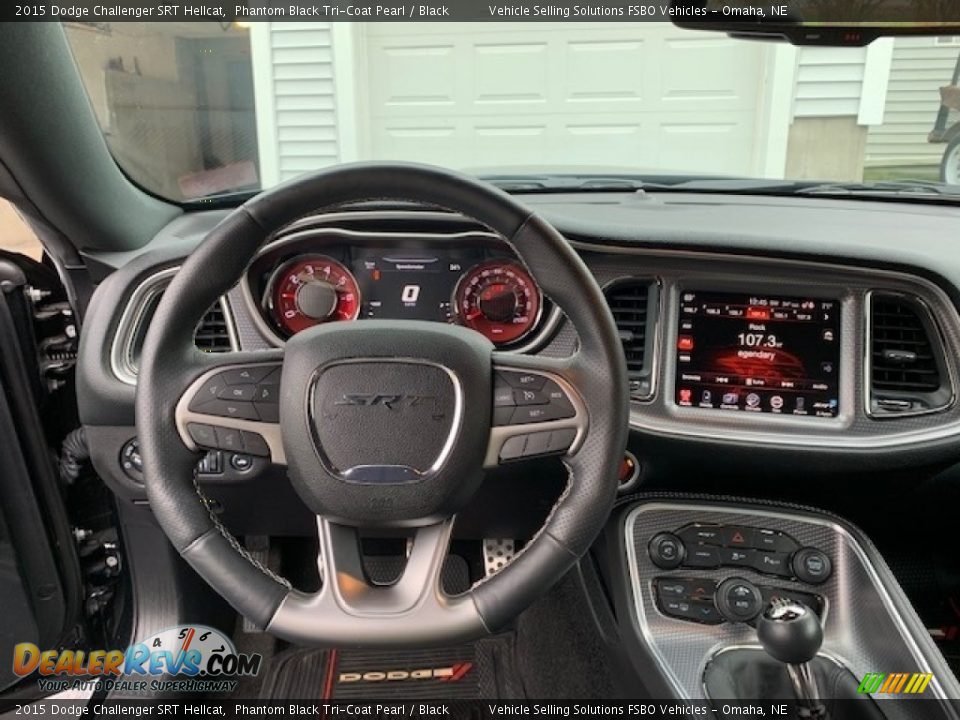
[715, 577, 764, 623]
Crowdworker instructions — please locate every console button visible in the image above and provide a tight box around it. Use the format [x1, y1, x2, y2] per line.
[200, 400, 260, 421]
[684, 545, 721, 569]
[648, 533, 684, 570]
[218, 384, 257, 401]
[214, 426, 243, 453]
[187, 423, 217, 448]
[223, 366, 275, 385]
[715, 577, 763, 622]
[678, 524, 723, 545]
[754, 529, 799, 553]
[721, 526, 754, 548]
[792, 547, 832, 584]
[719, 547, 755, 568]
[241, 431, 271, 458]
[500, 372, 546, 391]
[230, 453, 253, 472]
[657, 579, 691, 598]
[689, 600, 723, 624]
[752, 551, 793, 577]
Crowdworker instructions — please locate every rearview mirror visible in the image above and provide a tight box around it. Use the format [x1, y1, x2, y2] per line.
[670, 0, 960, 46]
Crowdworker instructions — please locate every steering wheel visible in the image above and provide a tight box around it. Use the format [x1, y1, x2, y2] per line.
[136, 163, 628, 647]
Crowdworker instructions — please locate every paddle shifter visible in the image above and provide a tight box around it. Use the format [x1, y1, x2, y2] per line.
[757, 598, 827, 719]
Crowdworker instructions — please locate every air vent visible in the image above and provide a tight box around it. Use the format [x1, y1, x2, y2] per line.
[869, 293, 951, 416]
[605, 279, 656, 399]
[194, 302, 234, 353]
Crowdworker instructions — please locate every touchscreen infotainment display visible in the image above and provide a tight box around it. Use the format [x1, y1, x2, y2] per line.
[674, 291, 840, 418]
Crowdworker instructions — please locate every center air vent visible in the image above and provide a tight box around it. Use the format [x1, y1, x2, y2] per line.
[194, 302, 234, 353]
[604, 279, 657, 399]
[868, 293, 951, 416]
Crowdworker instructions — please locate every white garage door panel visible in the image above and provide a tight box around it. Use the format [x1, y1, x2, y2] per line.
[364, 24, 766, 174]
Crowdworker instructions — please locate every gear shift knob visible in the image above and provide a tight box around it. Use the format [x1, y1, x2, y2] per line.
[757, 598, 823, 664]
[757, 599, 826, 718]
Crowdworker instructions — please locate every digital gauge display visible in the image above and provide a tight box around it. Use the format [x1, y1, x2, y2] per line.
[674, 291, 841, 418]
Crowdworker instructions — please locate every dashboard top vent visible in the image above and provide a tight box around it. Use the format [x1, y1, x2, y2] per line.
[869, 293, 951, 416]
[194, 302, 234, 353]
[605, 279, 656, 399]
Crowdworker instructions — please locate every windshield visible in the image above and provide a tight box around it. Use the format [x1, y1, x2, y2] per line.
[63, 22, 960, 201]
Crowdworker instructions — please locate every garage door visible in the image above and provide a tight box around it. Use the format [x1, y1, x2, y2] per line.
[363, 23, 770, 176]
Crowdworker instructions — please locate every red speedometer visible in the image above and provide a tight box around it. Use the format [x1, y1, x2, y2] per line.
[269, 255, 360, 337]
[454, 260, 541, 346]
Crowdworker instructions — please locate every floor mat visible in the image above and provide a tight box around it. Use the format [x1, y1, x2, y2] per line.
[259, 635, 523, 700]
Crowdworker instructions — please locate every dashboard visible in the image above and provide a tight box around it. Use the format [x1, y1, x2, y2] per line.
[75, 191, 960, 523]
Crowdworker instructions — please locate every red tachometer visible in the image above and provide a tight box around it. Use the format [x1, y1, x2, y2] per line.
[269, 255, 360, 337]
[454, 260, 541, 346]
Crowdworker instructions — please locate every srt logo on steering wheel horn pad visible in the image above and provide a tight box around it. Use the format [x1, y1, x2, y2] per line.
[335, 393, 437, 411]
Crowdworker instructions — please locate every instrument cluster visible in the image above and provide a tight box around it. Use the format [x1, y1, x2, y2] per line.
[245, 232, 550, 349]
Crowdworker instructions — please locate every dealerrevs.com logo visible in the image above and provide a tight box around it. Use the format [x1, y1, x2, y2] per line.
[13, 625, 262, 695]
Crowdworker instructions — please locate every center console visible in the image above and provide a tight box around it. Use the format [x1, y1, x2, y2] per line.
[620, 498, 960, 717]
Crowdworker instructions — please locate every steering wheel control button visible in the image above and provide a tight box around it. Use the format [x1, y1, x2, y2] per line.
[223, 366, 276, 385]
[685, 545, 721, 569]
[498, 430, 572, 462]
[494, 385, 516, 407]
[499, 435, 528, 461]
[202, 399, 260, 421]
[514, 388, 548, 406]
[190, 377, 228, 410]
[240, 431, 271, 458]
[500, 371, 546, 391]
[542, 379, 575, 414]
[648, 533, 685, 569]
[493, 406, 514, 426]
[792, 547, 832, 584]
[214, 426, 244, 453]
[547, 428, 577, 453]
[716, 578, 763, 622]
[187, 423, 217, 448]
[218, 384, 256, 401]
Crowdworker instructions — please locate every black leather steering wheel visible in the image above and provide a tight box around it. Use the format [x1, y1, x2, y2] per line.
[136, 163, 628, 646]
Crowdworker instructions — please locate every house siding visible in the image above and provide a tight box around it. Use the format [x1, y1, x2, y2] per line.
[866, 37, 960, 166]
[252, 23, 340, 185]
[793, 46, 869, 118]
